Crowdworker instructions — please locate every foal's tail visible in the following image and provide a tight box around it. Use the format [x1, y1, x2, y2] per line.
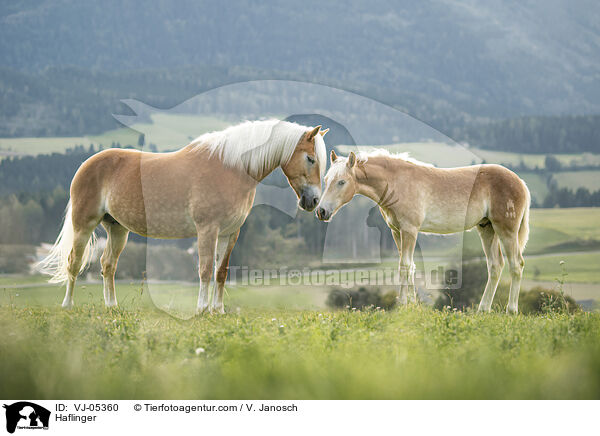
[35, 200, 97, 284]
[518, 182, 531, 253]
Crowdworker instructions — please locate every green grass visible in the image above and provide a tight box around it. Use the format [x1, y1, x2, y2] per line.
[0, 114, 233, 156]
[0, 136, 94, 155]
[0, 281, 327, 312]
[531, 208, 600, 241]
[523, 254, 600, 283]
[438, 208, 600, 258]
[90, 113, 231, 151]
[554, 171, 600, 191]
[1, 296, 599, 399]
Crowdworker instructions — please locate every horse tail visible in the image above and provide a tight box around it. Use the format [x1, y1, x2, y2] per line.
[35, 200, 97, 284]
[518, 181, 531, 253]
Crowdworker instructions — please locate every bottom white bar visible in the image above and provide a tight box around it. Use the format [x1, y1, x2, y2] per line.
[2, 400, 596, 435]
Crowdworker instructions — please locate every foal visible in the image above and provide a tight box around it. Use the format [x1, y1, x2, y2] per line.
[317, 150, 530, 313]
[38, 120, 328, 313]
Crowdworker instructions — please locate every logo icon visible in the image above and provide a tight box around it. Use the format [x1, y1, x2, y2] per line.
[3, 402, 50, 434]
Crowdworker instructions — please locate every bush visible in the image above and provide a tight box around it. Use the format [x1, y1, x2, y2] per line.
[326, 287, 396, 311]
[434, 261, 488, 311]
[433, 261, 580, 314]
[518, 287, 580, 314]
[0, 244, 35, 274]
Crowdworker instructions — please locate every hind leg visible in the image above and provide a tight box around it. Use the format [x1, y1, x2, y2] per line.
[476, 224, 504, 312]
[210, 231, 240, 314]
[196, 226, 218, 315]
[100, 220, 129, 308]
[498, 233, 524, 314]
[63, 227, 97, 309]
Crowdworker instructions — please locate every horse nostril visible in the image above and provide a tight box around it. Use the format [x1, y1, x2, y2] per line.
[311, 197, 318, 207]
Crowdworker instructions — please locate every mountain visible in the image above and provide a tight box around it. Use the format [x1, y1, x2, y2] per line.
[1, 0, 600, 137]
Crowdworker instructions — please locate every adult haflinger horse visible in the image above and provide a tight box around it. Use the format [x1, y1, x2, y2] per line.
[317, 150, 530, 313]
[38, 119, 328, 313]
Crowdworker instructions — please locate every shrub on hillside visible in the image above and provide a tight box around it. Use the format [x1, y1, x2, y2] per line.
[518, 287, 580, 314]
[434, 260, 581, 313]
[326, 287, 396, 311]
[0, 244, 35, 274]
[434, 261, 488, 311]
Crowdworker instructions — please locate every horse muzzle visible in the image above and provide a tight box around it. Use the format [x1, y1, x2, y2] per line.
[316, 207, 332, 221]
[299, 188, 320, 212]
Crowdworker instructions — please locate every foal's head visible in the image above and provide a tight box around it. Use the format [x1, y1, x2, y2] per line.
[281, 126, 329, 212]
[316, 150, 358, 221]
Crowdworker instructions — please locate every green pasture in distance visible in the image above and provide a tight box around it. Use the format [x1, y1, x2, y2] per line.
[554, 171, 600, 191]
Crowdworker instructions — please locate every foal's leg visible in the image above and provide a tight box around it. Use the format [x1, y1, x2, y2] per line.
[499, 232, 524, 314]
[394, 230, 417, 305]
[100, 220, 129, 308]
[401, 231, 418, 303]
[476, 224, 504, 312]
[391, 231, 406, 304]
[196, 226, 218, 315]
[210, 230, 240, 314]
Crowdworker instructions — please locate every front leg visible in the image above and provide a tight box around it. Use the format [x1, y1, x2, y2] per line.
[391, 231, 407, 304]
[401, 230, 418, 303]
[395, 230, 418, 305]
[196, 226, 218, 315]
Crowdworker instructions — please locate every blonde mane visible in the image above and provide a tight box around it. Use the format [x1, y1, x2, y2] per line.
[190, 119, 327, 178]
[356, 148, 434, 167]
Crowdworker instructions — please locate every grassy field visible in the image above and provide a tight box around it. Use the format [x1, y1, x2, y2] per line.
[0, 114, 232, 156]
[1, 288, 599, 399]
[459, 208, 600, 255]
[554, 171, 600, 191]
[1, 206, 599, 399]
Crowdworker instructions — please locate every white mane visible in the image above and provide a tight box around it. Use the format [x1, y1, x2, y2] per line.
[190, 119, 327, 178]
[356, 148, 434, 167]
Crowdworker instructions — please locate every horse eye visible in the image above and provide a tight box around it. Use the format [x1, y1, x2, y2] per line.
[338, 180, 346, 186]
[306, 155, 315, 164]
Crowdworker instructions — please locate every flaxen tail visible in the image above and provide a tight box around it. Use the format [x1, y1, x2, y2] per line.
[518, 181, 531, 253]
[35, 200, 97, 284]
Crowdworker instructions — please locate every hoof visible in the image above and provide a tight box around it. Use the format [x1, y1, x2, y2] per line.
[196, 305, 210, 315]
[61, 301, 73, 309]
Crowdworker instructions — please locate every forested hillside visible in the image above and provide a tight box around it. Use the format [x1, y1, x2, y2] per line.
[455, 115, 600, 153]
[1, 0, 600, 147]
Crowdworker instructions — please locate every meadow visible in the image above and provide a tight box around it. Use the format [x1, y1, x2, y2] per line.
[1, 206, 598, 399]
[1, 285, 599, 399]
[554, 171, 600, 191]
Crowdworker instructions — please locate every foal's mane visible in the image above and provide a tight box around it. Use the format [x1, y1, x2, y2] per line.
[356, 149, 434, 167]
[190, 119, 326, 178]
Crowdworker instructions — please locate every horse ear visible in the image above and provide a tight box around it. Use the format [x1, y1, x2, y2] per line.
[319, 128, 329, 137]
[307, 125, 322, 140]
[347, 152, 357, 168]
[330, 150, 338, 162]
